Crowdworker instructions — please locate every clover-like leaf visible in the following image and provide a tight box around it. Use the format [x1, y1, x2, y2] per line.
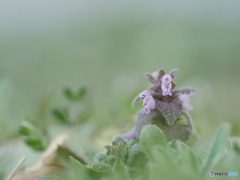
[156, 100, 183, 125]
[64, 87, 87, 102]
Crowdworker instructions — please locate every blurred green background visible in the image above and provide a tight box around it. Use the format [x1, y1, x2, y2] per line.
[0, 0, 240, 175]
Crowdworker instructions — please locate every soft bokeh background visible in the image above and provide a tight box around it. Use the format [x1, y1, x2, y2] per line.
[0, 0, 240, 176]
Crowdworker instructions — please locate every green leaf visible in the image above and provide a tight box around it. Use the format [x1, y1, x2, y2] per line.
[64, 87, 86, 102]
[19, 126, 30, 136]
[77, 87, 87, 101]
[64, 88, 76, 101]
[52, 109, 68, 123]
[140, 125, 167, 162]
[105, 137, 127, 161]
[156, 100, 182, 125]
[126, 143, 148, 171]
[19, 118, 49, 151]
[25, 138, 45, 151]
[70, 156, 107, 180]
[176, 141, 202, 173]
[89, 153, 112, 172]
[113, 161, 129, 180]
[70, 156, 92, 180]
[201, 123, 231, 176]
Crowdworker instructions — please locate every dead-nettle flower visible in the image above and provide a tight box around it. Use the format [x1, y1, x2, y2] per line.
[118, 68, 198, 142]
[161, 74, 172, 96]
[139, 90, 156, 114]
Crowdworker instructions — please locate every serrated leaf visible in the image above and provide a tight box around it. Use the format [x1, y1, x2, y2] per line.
[106, 155, 120, 164]
[89, 153, 112, 172]
[113, 161, 129, 180]
[105, 138, 127, 161]
[140, 125, 167, 162]
[156, 100, 182, 125]
[201, 123, 231, 176]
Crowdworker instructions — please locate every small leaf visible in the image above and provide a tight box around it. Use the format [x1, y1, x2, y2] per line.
[63, 88, 75, 101]
[19, 126, 30, 136]
[144, 73, 157, 84]
[156, 100, 183, 125]
[77, 87, 87, 101]
[172, 87, 198, 95]
[52, 109, 68, 123]
[64, 87, 87, 102]
[89, 153, 112, 172]
[169, 68, 178, 80]
[25, 138, 45, 151]
[105, 137, 127, 161]
[157, 69, 166, 81]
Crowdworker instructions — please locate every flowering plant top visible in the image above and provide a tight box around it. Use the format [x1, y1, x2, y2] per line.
[132, 69, 197, 124]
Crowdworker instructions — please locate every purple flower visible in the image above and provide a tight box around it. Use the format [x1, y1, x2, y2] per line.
[179, 94, 193, 110]
[139, 90, 156, 114]
[139, 90, 151, 98]
[141, 107, 150, 114]
[161, 74, 173, 96]
[118, 128, 136, 139]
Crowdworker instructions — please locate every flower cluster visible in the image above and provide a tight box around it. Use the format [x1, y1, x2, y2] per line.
[119, 68, 198, 141]
[139, 90, 156, 114]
